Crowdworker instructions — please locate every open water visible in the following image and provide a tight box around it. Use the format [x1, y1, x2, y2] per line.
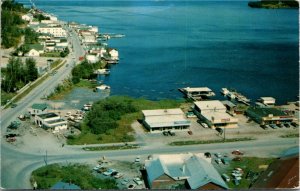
[19, 0, 299, 104]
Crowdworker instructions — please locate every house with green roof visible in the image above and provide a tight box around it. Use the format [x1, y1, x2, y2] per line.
[28, 103, 48, 116]
[25, 44, 45, 57]
[245, 107, 294, 125]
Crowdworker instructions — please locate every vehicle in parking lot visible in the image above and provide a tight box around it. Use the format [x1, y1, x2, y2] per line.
[135, 156, 140, 163]
[97, 167, 107, 173]
[93, 164, 102, 171]
[110, 171, 118, 177]
[216, 127, 223, 134]
[276, 123, 283, 128]
[232, 157, 242, 161]
[201, 123, 209, 128]
[232, 150, 244, 155]
[188, 130, 193, 135]
[121, 179, 129, 185]
[11, 103, 17, 108]
[270, 124, 277, 129]
[168, 131, 175, 136]
[162, 131, 168, 136]
[215, 158, 222, 164]
[221, 157, 230, 165]
[103, 168, 116, 176]
[291, 122, 298, 128]
[114, 172, 124, 179]
[215, 153, 222, 158]
[128, 184, 136, 189]
[133, 177, 143, 185]
[284, 123, 290, 128]
[222, 174, 230, 182]
[204, 152, 211, 158]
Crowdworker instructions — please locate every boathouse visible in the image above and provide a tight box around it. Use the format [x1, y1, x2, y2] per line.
[141, 109, 191, 133]
[193, 100, 238, 129]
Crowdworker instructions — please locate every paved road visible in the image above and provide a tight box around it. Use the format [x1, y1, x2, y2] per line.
[1, 26, 84, 188]
[1, 134, 298, 189]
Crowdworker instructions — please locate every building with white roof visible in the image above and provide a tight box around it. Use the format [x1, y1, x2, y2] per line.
[258, 97, 276, 106]
[145, 153, 228, 189]
[35, 113, 68, 133]
[142, 108, 191, 133]
[193, 100, 238, 128]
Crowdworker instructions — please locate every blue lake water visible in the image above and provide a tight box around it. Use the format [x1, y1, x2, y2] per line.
[19, 0, 299, 104]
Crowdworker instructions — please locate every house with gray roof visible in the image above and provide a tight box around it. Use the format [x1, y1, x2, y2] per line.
[145, 153, 228, 189]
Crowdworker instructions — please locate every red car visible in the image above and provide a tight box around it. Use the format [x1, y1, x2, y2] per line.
[232, 150, 244, 155]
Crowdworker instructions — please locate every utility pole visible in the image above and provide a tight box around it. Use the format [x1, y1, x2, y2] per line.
[44, 150, 48, 166]
[223, 127, 226, 142]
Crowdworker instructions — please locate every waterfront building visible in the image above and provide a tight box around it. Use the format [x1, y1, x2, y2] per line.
[257, 97, 276, 106]
[28, 103, 48, 116]
[193, 100, 238, 129]
[145, 153, 228, 189]
[35, 113, 68, 133]
[108, 48, 119, 61]
[245, 107, 294, 125]
[142, 108, 191, 133]
[36, 24, 67, 37]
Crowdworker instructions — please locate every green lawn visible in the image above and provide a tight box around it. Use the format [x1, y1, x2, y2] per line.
[1, 91, 16, 105]
[41, 52, 61, 57]
[31, 163, 117, 189]
[83, 144, 139, 151]
[224, 157, 275, 189]
[169, 137, 255, 146]
[67, 96, 182, 145]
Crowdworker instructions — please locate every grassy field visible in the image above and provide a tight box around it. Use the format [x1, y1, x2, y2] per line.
[223, 157, 275, 189]
[280, 133, 299, 138]
[41, 52, 61, 57]
[169, 137, 255, 146]
[1, 91, 16, 105]
[83, 144, 139, 151]
[67, 96, 182, 145]
[30, 163, 117, 189]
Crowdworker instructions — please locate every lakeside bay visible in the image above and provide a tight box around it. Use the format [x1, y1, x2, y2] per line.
[18, 0, 299, 104]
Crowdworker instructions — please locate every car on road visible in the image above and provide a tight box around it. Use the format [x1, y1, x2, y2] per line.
[232, 150, 244, 155]
[11, 103, 17, 108]
[133, 177, 143, 185]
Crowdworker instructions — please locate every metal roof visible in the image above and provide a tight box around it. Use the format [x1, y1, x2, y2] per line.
[145, 153, 228, 189]
[142, 108, 184, 116]
[183, 87, 213, 92]
[31, 103, 48, 111]
[194, 100, 226, 110]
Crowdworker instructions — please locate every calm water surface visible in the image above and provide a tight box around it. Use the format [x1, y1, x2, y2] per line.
[20, 0, 299, 104]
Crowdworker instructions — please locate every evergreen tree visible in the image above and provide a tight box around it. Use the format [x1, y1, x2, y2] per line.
[25, 58, 38, 82]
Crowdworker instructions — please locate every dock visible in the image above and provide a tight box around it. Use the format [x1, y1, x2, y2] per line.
[178, 87, 215, 101]
[221, 88, 251, 106]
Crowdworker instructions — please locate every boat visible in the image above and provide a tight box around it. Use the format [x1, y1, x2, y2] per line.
[221, 88, 250, 105]
[178, 87, 215, 101]
[220, 88, 230, 95]
[95, 69, 110, 75]
[96, 85, 111, 91]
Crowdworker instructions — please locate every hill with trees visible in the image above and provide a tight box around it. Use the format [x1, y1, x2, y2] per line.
[248, 0, 299, 8]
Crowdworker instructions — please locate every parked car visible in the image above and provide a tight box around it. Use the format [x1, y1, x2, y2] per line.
[232, 157, 242, 161]
[121, 179, 129, 185]
[162, 131, 169, 136]
[110, 171, 118, 177]
[204, 152, 211, 158]
[97, 167, 107, 173]
[168, 131, 175, 136]
[215, 158, 222, 164]
[103, 169, 116, 176]
[128, 184, 136, 189]
[201, 123, 209, 128]
[216, 127, 223, 134]
[291, 122, 298, 128]
[114, 172, 124, 179]
[222, 174, 230, 182]
[11, 103, 17, 108]
[133, 177, 143, 185]
[93, 164, 102, 171]
[188, 130, 193, 135]
[276, 123, 283, 128]
[135, 156, 141, 163]
[284, 123, 290, 128]
[232, 150, 244, 155]
[270, 124, 277, 129]
[221, 157, 230, 165]
[215, 153, 222, 158]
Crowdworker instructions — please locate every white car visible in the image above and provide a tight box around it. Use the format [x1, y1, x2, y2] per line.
[215, 158, 222, 164]
[135, 156, 141, 162]
[103, 168, 116, 176]
[133, 177, 143, 185]
[114, 172, 124, 179]
[201, 123, 209, 128]
[93, 164, 102, 171]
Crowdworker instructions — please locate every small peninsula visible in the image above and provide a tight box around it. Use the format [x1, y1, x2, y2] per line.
[248, 0, 299, 8]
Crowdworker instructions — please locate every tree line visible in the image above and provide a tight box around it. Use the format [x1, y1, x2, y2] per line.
[2, 57, 38, 93]
[71, 60, 102, 84]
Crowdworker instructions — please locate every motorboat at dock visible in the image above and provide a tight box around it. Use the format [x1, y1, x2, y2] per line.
[178, 87, 215, 101]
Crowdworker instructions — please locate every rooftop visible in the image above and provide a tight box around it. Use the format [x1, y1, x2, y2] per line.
[194, 100, 226, 111]
[183, 87, 213, 92]
[31, 103, 48, 111]
[260, 97, 276, 101]
[37, 112, 59, 119]
[145, 153, 228, 189]
[201, 111, 238, 123]
[142, 108, 184, 117]
[246, 107, 289, 117]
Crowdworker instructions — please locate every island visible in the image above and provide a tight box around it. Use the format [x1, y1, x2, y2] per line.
[248, 0, 299, 8]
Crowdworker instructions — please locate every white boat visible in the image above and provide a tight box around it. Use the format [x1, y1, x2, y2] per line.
[178, 87, 215, 100]
[221, 88, 230, 95]
[95, 69, 110, 75]
[96, 85, 111, 90]
[227, 92, 236, 99]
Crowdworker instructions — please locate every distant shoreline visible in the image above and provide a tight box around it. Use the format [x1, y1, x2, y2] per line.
[248, 0, 299, 9]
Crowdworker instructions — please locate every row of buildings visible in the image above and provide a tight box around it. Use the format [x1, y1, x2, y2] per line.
[20, 10, 69, 57]
[141, 98, 296, 133]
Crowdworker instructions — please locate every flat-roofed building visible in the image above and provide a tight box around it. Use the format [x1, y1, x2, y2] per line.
[245, 107, 294, 125]
[142, 109, 191, 133]
[35, 113, 68, 133]
[258, 97, 276, 106]
[145, 153, 228, 189]
[193, 100, 238, 129]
